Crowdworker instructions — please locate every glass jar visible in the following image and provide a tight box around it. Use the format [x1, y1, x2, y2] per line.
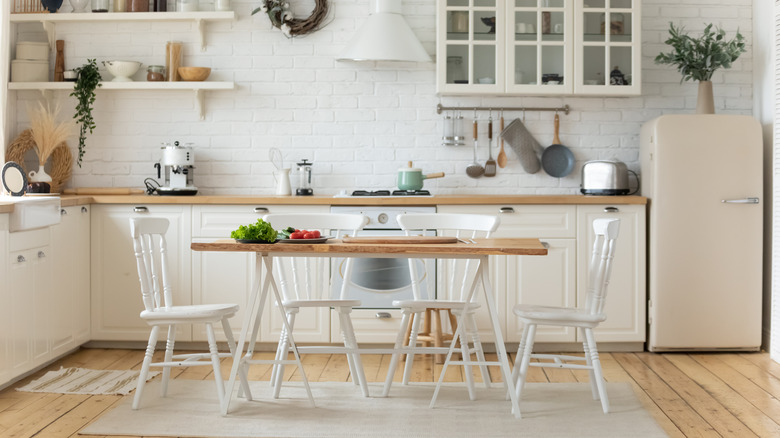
[147, 65, 165, 82]
[128, 0, 149, 12]
[177, 0, 199, 12]
[165, 41, 182, 81]
[154, 0, 167, 11]
[114, 0, 127, 12]
[92, 0, 109, 12]
[600, 13, 624, 35]
[215, 0, 230, 11]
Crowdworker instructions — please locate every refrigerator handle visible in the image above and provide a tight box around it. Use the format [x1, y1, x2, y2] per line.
[721, 197, 760, 204]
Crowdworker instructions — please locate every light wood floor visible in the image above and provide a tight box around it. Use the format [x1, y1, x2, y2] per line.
[2, 348, 780, 437]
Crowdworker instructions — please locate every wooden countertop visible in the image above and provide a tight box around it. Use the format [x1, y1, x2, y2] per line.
[0, 193, 647, 212]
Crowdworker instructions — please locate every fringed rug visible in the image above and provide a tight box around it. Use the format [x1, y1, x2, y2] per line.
[17, 367, 159, 396]
[80, 381, 668, 437]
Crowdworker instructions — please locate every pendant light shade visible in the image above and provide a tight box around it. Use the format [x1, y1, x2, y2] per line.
[337, 0, 431, 63]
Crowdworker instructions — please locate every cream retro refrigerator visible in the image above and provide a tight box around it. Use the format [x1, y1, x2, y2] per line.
[641, 115, 763, 351]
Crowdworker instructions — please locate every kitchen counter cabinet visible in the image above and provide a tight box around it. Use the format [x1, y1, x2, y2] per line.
[192, 204, 330, 344]
[91, 204, 192, 341]
[0, 215, 9, 385]
[51, 205, 91, 352]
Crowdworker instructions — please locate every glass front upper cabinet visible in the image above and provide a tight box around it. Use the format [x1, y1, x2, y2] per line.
[573, 0, 641, 95]
[437, 0, 506, 94]
[436, 0, 641, 96]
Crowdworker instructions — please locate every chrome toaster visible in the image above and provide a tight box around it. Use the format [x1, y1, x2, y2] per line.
[580, 160, 637, 195]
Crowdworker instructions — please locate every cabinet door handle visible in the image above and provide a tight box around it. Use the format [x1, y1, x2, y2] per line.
[375, 312, 392, 319]
[38, 251, 46, 258]
[722, 197, 759, 204]
[60, 208, 68, 215]
[499, 207, 515, 214]
[134, 206, 149, 213]
[81, 206, 88, 213]
[603, 207, 619, 213]
[17, 255, 26, 263]
[254, 207, 269, 214]
[540, 241, 550, 249]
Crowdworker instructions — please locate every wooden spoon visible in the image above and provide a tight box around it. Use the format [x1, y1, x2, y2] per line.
[497, 113, 507, 168]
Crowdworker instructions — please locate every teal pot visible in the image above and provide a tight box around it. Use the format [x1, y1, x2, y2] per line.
[397, 161, 445, 191]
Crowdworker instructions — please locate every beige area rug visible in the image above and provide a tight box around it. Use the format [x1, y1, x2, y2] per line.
[16, 367, 159, 396]
[80, 381, 667, 437]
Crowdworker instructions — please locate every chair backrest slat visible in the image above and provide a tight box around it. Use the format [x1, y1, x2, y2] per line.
[130, 217, 172, 312]
[262, 213, 368, 302]
[584, 218, 620, 316]
[397, 213, 500, 302]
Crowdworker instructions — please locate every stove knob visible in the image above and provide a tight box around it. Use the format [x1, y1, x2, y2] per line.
[377, 213, 389, 224]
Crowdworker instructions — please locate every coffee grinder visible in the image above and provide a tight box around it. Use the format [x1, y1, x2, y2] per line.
[153, 141, 198, 196]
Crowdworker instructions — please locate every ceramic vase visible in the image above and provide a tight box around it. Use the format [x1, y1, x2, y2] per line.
[28, 165, 53, 183]
[69, 0, 90, 12]
[696, 80, 715, 114]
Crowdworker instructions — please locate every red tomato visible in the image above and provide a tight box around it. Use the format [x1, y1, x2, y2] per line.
[303, 232, 315, 239]
[311, 230, 321, 238]
[290, 231, 303, 239]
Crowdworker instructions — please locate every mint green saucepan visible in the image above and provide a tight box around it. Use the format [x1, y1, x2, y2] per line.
[397, 161, 445, 191]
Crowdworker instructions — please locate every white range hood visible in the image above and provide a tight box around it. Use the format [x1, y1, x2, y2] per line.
[337, 0, 431, 63]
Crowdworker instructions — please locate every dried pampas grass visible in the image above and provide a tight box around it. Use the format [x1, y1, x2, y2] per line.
[27, 101, 75, 166]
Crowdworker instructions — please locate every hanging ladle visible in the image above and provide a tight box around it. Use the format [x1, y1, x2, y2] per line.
[466, 111, 484, 178]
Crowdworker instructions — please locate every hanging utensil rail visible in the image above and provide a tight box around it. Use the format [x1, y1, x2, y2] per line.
[436, 103, 570, 115]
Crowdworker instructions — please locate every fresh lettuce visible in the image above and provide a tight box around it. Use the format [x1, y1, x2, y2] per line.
[230, 219, 278, 242]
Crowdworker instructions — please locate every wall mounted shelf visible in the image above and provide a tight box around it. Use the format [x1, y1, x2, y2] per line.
[9, 11, 236, 51]
[8, 81, 236, 120]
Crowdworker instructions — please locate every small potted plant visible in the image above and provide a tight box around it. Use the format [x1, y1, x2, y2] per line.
[655, 23, 745, 114]
[70, 59, 101, 167]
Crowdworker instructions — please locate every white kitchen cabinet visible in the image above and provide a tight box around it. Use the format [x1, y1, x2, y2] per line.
[91, 204, 192, 341]
[50, 205, 91, 354]
[577, 204, 646, 343]
[0, 214, 9, 386]
[7, 228, 51, 375]
[191, 204, 330, 344]
[436, 0, 641, 96]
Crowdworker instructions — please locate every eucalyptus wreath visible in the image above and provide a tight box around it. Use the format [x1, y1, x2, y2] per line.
[655, 23, 746, 83]
[70, 59, 102, 167]
[251, 0, 330, 37]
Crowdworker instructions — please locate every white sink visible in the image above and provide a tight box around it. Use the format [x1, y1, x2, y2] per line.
[6, 196, 61, 232]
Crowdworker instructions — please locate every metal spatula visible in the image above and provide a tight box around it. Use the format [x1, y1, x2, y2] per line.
[484, 114, 497, 177]
[466, 118, 484, 178]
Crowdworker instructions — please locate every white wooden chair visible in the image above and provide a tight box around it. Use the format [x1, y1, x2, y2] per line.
[382, 213, 500, 398]
[130, 217, 249, 412]
[511, 218, 620, 414]
[257, 213, 370, 398]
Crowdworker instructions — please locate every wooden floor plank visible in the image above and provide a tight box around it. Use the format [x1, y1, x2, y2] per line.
[35, 394, 123, 438]
[665, 354, 780, 437]
[615, 353, 719, 437]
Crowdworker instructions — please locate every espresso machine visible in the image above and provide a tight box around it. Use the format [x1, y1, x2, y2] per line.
[153, 141, 198, 196]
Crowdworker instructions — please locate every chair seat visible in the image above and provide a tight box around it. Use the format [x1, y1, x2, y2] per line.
[283, 299, 362, 309]
[140, 303, 239, 322]
[392, 300, 481, 311]
[513, 304, 606, 325]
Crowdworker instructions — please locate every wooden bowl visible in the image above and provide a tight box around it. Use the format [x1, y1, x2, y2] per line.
[177, 67, 211, 81]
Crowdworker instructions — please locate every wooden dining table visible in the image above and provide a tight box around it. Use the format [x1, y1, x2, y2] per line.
[191, 237, 547, 418]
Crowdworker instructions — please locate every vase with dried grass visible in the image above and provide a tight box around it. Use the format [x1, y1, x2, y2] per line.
[27, 101, 75, 184]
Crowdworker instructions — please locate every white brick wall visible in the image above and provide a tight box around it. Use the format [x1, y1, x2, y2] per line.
[7, 0, 754, 195]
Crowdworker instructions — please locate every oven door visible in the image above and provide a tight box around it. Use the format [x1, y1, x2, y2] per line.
[331, 229, 435, 309]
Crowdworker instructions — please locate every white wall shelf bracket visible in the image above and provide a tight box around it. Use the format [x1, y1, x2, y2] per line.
[195, 89, 205, 120]
[42, 21, 56, 51]
[197, 19, 206, 51]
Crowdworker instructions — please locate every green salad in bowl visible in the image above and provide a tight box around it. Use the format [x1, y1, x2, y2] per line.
[230, 219, 278, 243]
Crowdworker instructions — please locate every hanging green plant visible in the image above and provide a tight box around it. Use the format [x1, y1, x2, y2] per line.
[70, 59, 101, 167]
[655, 23, 746, 83]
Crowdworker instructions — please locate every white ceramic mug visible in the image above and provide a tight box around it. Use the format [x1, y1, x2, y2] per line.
[516, 23, 526, 33]
[526, 24, 535, 33]
[554, 23, 563, 33]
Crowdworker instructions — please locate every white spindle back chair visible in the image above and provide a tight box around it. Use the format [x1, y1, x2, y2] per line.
[382, 213, 500, 399]
[130, 217, 248, 412]
[256, 213, 370, 398]
[511, 218, 620, 414]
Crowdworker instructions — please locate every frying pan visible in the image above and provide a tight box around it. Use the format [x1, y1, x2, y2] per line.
[541, 114, 575, 177]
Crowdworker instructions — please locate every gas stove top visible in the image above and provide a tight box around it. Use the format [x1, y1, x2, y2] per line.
[334, 190, 432, 198]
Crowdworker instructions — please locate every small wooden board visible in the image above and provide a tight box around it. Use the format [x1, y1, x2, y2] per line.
[341, 236, 458, 244]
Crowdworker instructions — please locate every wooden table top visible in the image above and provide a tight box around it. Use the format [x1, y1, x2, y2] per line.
[191, 238, 548, 257]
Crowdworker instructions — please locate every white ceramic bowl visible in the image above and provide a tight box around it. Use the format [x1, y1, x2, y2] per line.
[103, 60, 142, 82]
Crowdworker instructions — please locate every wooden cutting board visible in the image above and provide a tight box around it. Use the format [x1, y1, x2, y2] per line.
[341, 236, 459, 244]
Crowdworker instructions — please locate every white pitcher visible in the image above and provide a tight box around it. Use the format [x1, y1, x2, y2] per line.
[28, 165, 52, 183]
[274, 168, 291, 196]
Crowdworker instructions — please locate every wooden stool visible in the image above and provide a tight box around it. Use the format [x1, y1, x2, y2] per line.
[402, 308, 459, 364]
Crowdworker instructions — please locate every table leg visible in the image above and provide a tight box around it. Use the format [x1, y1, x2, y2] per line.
[478, 255, 521, 418]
